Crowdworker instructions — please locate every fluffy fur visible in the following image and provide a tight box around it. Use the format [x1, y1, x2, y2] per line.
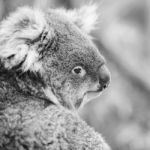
[1, 99, 110, 150]
[54, 4, 99, 34]
[0, 5, 98, 72]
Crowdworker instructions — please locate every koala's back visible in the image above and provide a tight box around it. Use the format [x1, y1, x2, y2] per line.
[0, 99, 109, 150]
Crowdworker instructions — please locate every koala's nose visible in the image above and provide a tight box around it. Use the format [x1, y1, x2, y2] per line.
[98, 65, 111, 90]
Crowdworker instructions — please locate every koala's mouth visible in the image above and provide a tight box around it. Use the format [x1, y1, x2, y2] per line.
[77, 88, 104, 109]
[84, 90, 102, 101]
[84, 85, 105, 101]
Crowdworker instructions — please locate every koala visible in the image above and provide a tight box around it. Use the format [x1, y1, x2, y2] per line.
[0, 4, 111, 150]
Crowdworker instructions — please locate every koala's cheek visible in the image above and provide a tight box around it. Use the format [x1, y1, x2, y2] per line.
[57, 81, 74, 108]
[59, 79, 91, 109]
[59, 82, 80, 108]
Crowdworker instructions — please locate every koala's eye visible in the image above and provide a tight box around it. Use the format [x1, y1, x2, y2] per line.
[72, 66, 86, 77]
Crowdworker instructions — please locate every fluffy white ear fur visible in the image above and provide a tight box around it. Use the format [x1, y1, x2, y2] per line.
[60, 4, 98, 34]
[74, 4, 98, 34]
[0, 7, 48, 73]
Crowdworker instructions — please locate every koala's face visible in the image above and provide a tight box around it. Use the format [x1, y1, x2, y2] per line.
[42, 12, 111, 109]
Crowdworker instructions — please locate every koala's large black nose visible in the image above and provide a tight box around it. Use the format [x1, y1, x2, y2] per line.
[98, 65, 111, 90]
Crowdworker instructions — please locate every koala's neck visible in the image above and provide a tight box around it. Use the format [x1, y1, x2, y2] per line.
[0, 62, 47, 103]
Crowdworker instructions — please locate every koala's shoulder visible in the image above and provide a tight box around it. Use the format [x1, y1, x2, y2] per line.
[1, 100, 109, 150]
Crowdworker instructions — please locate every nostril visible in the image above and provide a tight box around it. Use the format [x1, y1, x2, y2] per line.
[103, 84, 107, 89]
[98, 81, 108, 91]
[97, 82, 108, 92]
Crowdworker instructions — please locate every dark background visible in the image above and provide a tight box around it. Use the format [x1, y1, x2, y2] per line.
[0, 0, 149, 150]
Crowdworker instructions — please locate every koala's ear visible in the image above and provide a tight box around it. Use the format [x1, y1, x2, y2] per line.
[0, 7, 54, 73]
[68, 4, 98, 34]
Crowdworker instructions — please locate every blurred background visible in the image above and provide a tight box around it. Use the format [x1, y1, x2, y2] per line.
[0, 0, 149, 150]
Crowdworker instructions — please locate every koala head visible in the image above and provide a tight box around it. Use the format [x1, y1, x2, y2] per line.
[0, 5, 110, 109]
